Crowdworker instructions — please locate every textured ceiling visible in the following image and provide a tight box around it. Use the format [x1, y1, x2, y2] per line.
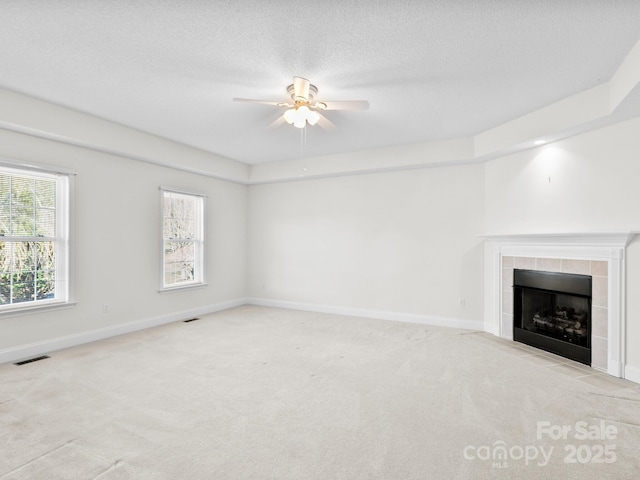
[1, 1, 639, 165]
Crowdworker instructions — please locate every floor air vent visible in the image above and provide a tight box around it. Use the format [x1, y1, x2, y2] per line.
[14, 355, 50, 366]
[183, 318, 199, 323]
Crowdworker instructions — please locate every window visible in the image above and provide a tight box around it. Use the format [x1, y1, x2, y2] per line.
[161, 188, 205, 290]
[0, 166, 70, 311]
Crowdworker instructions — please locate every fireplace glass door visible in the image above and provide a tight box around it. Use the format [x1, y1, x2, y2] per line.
[514, 269, 592, 365]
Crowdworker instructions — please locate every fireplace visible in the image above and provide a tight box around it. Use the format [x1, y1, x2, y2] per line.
[513, 269, 591, 365]
[481, 232, 634, 378]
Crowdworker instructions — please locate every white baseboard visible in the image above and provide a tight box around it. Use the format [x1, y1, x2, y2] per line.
[0, 298, 248, 365]
[247, 297, 484, 331]
[624, 364, 640, 384]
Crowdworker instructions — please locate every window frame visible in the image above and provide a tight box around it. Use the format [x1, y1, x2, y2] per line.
[159, 186, 206, 292]
[0, 161, 73, 315]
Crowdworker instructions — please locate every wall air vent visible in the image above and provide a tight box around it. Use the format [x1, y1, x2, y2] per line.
[14, 355, 50, 366]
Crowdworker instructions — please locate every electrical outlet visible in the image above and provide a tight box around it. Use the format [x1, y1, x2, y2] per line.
[459, 298, 466, 307]
[103, 304, 109, 313]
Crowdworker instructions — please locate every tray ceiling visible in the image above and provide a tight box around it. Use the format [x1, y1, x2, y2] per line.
[1, 1, 639, 165]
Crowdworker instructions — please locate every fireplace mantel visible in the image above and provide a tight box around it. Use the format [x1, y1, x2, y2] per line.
[480, 232, 635, 250]
[481, 232, 636, 378]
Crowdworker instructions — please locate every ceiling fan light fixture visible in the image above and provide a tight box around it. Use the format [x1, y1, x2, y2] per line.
[307, 110, 320, 126]
[283, 104, 318, 128]
[283, 108, 297, 124]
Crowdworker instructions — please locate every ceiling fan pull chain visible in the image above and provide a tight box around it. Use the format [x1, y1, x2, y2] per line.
[300, 125, 307, 155]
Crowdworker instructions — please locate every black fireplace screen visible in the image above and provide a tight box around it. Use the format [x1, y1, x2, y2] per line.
[520, 290, 589, 346]
[513, 269, 592, 365]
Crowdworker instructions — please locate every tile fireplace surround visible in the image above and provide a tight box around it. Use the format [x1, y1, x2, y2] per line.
[482, 232, 635, 378]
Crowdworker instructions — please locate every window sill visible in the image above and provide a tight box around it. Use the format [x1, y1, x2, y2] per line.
[158, 282, 208, 294]
[0, 301, 78, 318]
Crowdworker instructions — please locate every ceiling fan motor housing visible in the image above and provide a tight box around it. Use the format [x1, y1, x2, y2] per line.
[287, 82, 318, 103]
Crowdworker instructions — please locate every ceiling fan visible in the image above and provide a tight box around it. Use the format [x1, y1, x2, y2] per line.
[233, 76, 369, 129]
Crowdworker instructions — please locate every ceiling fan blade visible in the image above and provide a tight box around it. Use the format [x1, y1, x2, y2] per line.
[292, 77, 310, 101]
[233, 98, 291, 107]
[269, 115, 287, 129]
[316, 100, 369, 111]
[317, 113, 336, 131]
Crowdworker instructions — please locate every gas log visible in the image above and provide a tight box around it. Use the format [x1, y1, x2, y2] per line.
[532, 306, 588, 338]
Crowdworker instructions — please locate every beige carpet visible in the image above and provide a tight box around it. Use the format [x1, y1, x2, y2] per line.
[1, 305, 639, 479]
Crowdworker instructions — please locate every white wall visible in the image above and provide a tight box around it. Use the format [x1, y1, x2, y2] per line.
[0, 121, 247, 358]
[248, 164, 485, 326]
[484, 117, 640, 374]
